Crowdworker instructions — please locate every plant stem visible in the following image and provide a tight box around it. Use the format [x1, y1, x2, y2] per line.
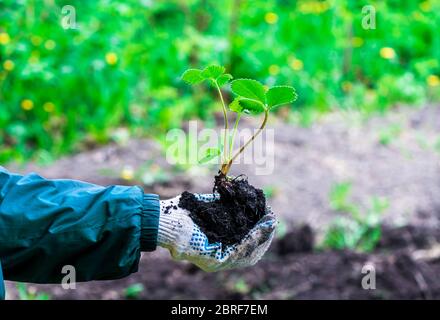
[222, 109, 269, 175]
[228, 112, 241, 159]
[215, 81, 229, 163]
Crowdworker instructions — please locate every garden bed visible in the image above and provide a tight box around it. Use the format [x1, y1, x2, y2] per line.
[9, 223, 440, 300]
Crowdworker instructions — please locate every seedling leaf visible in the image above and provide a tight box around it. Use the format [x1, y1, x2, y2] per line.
[182, 69, 204, 84]
[217, 73, 233, 87]
[181, 64, 298, 176]
[231, 79, 266, 104]
[266, 86, 297, 109]
[202, 65, 225, 79]
[199, 147, 221, 164]
[229, 98, 244, 113]
[241, 99, 266, 114]
[230, 97, 265, 114]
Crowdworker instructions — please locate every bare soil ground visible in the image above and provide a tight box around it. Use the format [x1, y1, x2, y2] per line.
[7, 225, 440, 299]
[5, 105, 440, 299]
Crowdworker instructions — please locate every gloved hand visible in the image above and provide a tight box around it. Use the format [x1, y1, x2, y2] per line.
[157, 193, 276, 272]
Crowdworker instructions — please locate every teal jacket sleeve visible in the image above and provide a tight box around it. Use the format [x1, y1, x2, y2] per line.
[0, 166, 160, 285]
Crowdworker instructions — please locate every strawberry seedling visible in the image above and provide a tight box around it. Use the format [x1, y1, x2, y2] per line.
[179, 65, 297, 246]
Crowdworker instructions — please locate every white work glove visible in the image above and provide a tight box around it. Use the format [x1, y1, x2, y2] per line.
[157, 193, 276, 272]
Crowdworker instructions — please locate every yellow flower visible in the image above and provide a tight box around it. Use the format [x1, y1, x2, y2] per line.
[341, 81, 353, 92]
[120, 166, 134, 181]
[3, 60, 14, 71]
[289, 57, 303, 71]
[298, 1, 330, 14]
[29, 56, 39, 64]
[31, 35, 42, 46]
[21, 99, 34, 111]
[43, 102, 55, 113]
[268, 64, 280, 75]
[419, 1, 431, 12]
[380, 47, 396, 59]
[427, 75, 440, 87]
[351, 37, 364, 48]
[412, 11, 423, 21]
[29, 50, 40, 64]
[44, 39, 56, 50]
[0, 32, 10, 45]
[265, 12, 278, 24]
[105, 52, 118, 65]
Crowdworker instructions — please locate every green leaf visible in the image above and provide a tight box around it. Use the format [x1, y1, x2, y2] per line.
[229, 98, 244, 113]
[229, 97, 265, 114]
[201, 65, 225, 79]
[124, 284, 145, 299]
[181, 69, 204, 84]
[266, 86, 297, 109]
[199, 147, 221, 164]
[231, 79, 266, 104]
[217, 73, 233, 86]
[240, 99, 265, 114]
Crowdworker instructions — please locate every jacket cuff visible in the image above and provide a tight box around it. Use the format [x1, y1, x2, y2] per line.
[140, 193, 160, 252]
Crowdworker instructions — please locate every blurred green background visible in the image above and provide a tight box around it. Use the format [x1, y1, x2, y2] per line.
[0, 0, 439, 163]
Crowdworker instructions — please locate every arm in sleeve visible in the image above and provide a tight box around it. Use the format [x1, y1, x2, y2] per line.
[0, 166, 160, 284]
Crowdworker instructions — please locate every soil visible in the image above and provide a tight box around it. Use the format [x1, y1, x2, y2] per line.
[179, 174, 267, 246]
[9, 223, 440, 300]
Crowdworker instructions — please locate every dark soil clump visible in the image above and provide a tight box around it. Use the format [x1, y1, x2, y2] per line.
[274, 225, 315, 255]
[179, 174, 267, 246]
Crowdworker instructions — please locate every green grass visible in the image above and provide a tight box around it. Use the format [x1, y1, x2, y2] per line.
[378, 123, 402, 146]
[1, 0, 439, 162]
[322, 182, 389, 252]
[16, 283, 50, 300]
[124, 283, 144, 299]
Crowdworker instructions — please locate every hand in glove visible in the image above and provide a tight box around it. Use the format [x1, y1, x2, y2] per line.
[157, 193, 276, 272]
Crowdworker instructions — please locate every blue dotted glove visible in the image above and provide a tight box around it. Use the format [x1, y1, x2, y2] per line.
[157, 194, 276, 272]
